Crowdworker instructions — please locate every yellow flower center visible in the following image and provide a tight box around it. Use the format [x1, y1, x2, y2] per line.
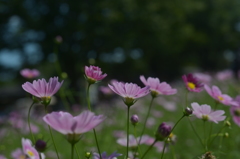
[218, 96, 224, 101]
[202, 115, 209, 121]
[187, 82, 195, 89]
[26, 150, 35, 157]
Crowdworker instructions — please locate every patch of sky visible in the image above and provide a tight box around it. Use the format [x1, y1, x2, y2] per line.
[130, 49, 143, 59]
[23, 43, 43, 65]
[59, 3, 69, 15]
[0, 49, 23, 69]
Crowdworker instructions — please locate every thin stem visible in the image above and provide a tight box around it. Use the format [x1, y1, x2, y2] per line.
[133, 126, 142, 158]
[188, 117, 205, 149]
[126, 106, 130, 159]
[45, 107, 60, 159]
[160, 141, 167, 159]
[141, 139, 157, 159]
[27, 101, 35, 143]
[75, 145, 80, 159]
[208, 101, 219, 145]
[208, 126, 225, 148]
[71, 143, 75, 159]
[185, 90, 189, 109]
[170, 145, 176, 159]
[203, 121, 208, 151]
[171, 115, 185, 133]
[86, 84, 102, 159]
[139, 97, 155, 143]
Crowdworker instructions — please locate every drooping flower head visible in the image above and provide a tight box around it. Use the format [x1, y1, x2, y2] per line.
[20, 68, 40, 79]
[204, 85, 238, 106]
[182, 73, 203, 92]
[85, 65, 107, 84]
[22, 77, 63, 105]
[93, 151, 122, 159]
[140, 76, 177, 98]
[191, 102, 226, 123]
[108, 82, 150, 107]
[230, 95, 240, 126]
[43, 111, 106, 144]
[22, 138, 45, 159]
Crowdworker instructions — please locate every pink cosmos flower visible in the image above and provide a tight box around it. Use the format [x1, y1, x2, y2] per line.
[193, 72, 212, 84]
[85, 65, 107, 83]
[191, 102, 226, 123]
[117, 135, 149, 147]
[20, 69, 40, 79]
[140, 76, 177, 97]
[93, 151, 122, 159]
[182, 74, 203, 92]
[204, 85, 238, 106]
[216, 70, 233, 81]
[43, 111, 106, 135]
[230, 96, 240, 126]
[0, 155, 6, 159]
[22, 138, 45, 159]
[22, 77, 63, 101]
[108, 82, 150, 106]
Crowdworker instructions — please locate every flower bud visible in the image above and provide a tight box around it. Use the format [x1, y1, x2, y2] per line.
[155, 122, 172, 141]
[224, 132, 229, 138]
[224, 121, 231, 127]
[183, 107, 193, 116]
[85, 152, 91, 159]
[35, 139, 47, 152]
[130, 114, 139, 126]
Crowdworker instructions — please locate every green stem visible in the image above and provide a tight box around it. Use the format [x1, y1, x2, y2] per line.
[170, 145, 176, 159]
[208, 126, 225, 148]
[75, 145, 80, 159]
[27, 102, 35, 143]
[141, 139, 157, 159]
[139, 97, 155, 143]
[45, 106, 60, 159]
[208, 101, 219, 145]
[133, 126, 142, 158]
[188, 117, 205, 150]
[161, 115, 185, 159]
[203, 121, 208, 151]
[126, 106, 130, 158]
[86, 84, 102, 159]
[185, 90, 189, 109]
[71, 143, 75, 159]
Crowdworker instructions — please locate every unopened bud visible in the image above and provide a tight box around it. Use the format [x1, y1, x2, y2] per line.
[85, 152, 91, 159]
[155, 122, 172, 141]
[130, 114, 139, 126]
[224, 121, 231, 127]
[224, 132, 229, 138]
[35, 139, 47, 152]
[183, 107, 193, 116]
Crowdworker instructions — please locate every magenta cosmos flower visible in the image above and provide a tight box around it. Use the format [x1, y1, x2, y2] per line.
[93, 151, 122, 159]
[230, 96, 240, 126]
[20, 68, 40, 79]
[22, 77, 63, 105]
[22, 138, 45, 159]
[43, 111, 106, 143]
[140, 76, 177, 97]
[108, 82, 150, 106]
[85, 65, 107, 84]
[182, 73, 203, 92]
[191, 102, 226, 123]
[204, 85, 238, 106]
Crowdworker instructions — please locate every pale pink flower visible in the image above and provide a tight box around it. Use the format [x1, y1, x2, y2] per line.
[0, 155, 7, 159]
[43, 111, 106, 135]
[85, 65, 107, 83]
[193, 72, 212, 84]
[117, 135, 149, 147]
[204, 85, 238, 106]
[93, 151, 122, 159]
[140, 76, 177, 97]
[22, 138, 45, 159]
[22, 77, 63, 99]
[20, 69, 40, 79]
[191, 102, 226, 123]
[182, 74, 203, 92]
[216, 70, 233, 81]
[11, 148, 26, 159]
[230, 96, 240, 126]
[108, 82, 150, 106]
